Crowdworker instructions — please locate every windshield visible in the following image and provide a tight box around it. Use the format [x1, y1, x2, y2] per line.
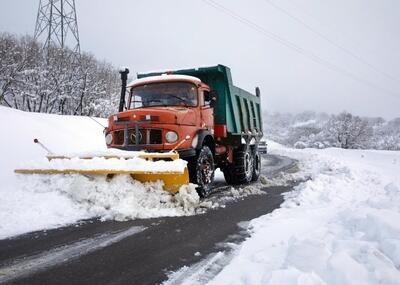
[129, 82, 198, 109]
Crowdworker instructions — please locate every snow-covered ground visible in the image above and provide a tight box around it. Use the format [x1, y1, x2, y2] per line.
[2, 106, 400, 284]
[0, 106, 201, 239]
[179, 141, 400, 285]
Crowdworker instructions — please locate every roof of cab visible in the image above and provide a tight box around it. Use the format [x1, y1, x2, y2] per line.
[127, 74, 201, 88]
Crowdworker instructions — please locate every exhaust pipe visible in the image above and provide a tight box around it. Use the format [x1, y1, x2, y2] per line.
[119, 67, 130, 112]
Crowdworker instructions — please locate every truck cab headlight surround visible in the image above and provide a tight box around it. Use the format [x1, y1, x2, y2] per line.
[191, 134, 199, 148]
[165, 131, 178, 143]
[105, 133, 113, 145]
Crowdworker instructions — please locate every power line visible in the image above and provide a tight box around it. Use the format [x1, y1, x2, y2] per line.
[201, 0, 400, 99]
[285, 0, 366, 45]
[262, 0, 400, 84]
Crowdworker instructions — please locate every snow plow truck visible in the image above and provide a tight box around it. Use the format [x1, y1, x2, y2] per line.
[106, 64, 263, 196]
[16, 65, 263, 197]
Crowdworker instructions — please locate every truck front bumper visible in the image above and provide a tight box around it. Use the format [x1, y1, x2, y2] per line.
[112, 146, 197, 159]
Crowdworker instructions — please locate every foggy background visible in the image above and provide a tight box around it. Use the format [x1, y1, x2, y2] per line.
[1, 0, 399, 119]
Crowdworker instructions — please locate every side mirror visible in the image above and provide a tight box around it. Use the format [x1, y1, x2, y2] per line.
[208, 90, 217, 108]
[204, 92, 210, 102]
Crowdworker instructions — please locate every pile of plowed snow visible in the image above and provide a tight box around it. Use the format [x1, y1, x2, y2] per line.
[199, 142, 400, 285]
[0, 106, 202, 239]
[19, 174, 201, 220]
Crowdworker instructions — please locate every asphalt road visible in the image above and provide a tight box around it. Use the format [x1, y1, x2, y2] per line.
[0, 154, 297, 285]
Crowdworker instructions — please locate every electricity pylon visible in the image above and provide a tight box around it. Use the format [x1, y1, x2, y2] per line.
[34, 0, 81, 57]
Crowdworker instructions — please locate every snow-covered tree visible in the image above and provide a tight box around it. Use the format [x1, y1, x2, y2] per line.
[263, 110, 396, 150]
[0, 32, 120, 117]
[326, 112, 373, 149]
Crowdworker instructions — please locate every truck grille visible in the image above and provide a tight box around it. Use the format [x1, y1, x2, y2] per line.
[113, 129, 162, 145]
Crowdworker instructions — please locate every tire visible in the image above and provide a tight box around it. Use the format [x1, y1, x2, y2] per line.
[223, 145, 253, 185]
[188, 146, 215, 198]
[251, 145, 261, 182]
[222, 165, 234, 185]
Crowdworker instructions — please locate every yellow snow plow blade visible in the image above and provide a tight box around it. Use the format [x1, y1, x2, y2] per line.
[14, 152, 189, 193]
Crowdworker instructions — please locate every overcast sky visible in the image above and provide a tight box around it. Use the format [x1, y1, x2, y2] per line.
[1, 0, 399, 119]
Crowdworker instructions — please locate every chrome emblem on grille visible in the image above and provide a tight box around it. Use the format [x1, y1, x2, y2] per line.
[130, 132, 142, 143]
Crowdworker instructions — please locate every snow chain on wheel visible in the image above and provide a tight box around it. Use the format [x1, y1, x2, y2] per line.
[251, 145, 261, 182]
[223, 144, 253, 185]
[189, 145, 215, 198]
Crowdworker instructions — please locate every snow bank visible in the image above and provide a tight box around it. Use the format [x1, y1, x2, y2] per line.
[206, 143, 400, 285]
[0, 107, 199, 239]
[18, 175, 200, 221]
[0, 106, 108, 189]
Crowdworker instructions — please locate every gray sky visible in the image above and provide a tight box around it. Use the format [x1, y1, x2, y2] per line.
[1, 0, 400, 119]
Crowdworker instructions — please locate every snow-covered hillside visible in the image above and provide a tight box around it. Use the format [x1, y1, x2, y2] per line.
[203, 143, 400, 285]
[0, 106, 108, 238]
[264, 111, 400, 150]
[0, 106, 199, 239]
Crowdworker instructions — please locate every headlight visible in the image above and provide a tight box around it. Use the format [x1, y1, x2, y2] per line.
[165, 131, 178, 143]
[105, 133, 113, 145]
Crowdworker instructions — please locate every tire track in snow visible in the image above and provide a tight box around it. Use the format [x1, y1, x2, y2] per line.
[0, 226, 146, 283]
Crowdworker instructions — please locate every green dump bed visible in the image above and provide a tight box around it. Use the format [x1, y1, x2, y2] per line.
[137, 65, 262, 136]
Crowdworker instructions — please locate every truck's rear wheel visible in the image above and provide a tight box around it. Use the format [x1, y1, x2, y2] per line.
[251, 146, 261, 182]
[223, 145, 253, 185]
[189, 146, 215, 197]
[222, 165, 234, 185]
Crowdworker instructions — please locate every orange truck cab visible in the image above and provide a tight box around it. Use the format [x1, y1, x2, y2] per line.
[105, 65, 263, 197]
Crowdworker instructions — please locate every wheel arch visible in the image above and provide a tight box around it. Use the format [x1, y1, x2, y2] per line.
[194, 130, 215, 154]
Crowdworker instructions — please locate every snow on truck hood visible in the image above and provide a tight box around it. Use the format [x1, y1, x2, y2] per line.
[127, 74, 201, 88]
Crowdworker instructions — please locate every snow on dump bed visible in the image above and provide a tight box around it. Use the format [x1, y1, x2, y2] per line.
[0, 107, 200, 239]
[202, 142, 400, 285]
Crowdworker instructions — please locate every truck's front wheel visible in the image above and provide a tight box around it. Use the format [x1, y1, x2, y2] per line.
[189, 146, 215, 197]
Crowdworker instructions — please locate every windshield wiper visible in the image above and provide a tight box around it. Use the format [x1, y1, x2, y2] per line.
[139, 99, 165, 108]
[164, 94, 189, 104]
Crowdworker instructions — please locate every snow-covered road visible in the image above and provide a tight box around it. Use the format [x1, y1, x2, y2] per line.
[170, 142, 400, 285]
[2, 107, 399, 285]
[0, 153, 297, 284]
[0, 107, 286, 239]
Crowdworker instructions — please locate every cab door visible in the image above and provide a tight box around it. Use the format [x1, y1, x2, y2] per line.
[200, 89, 214, 133]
